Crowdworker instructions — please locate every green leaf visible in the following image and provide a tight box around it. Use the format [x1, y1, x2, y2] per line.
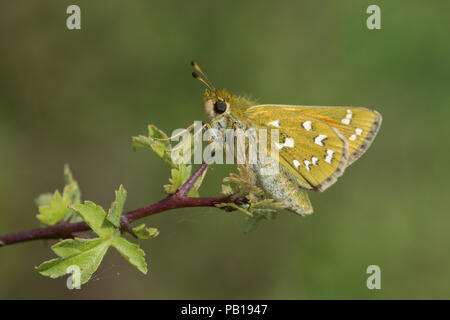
[133, 224, 159, 239]
[215, 202, 253, 217]
[36, 191, 72, 226]
[38, 192, 156, 285]
[35, 193, 53, 207]
[133, 124, 208, 197]
[217, 166, 287, 231]
[222, 165, 264, 198]
[107, 185, 127, 227]
[52, 238, 104, 258]
[111, 237, 147, 274]
[171, 131, 194, 166]
[36, 238, 110, 285]
[188, 166, 207, 198]
[70, 201, 116, 238]
[244, 214, 267, 233]
[248, 198, 286, 213]
[63, 164, 81, 205]
[163, 163, 192, 194]
[35, 165, 82, 226]
[243, 199, 285, 232]
[132, 125, 175, 167]
[221, 184, 234, 196]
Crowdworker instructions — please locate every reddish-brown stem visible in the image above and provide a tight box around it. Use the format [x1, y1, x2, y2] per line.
[0, 162, 235, 247]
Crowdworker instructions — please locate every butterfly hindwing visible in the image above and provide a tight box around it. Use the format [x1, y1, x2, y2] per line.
[243, 106, 349, 191]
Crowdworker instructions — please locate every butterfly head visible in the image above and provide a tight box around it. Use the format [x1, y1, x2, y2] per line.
[191, 60, 234, 119]
[202, 88, 233, 119]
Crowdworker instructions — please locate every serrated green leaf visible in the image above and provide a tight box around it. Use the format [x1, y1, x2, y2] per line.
[133, 224, 159, 239]
[132, 135, 152, 149]
[218, 165, 288, 231]
[243, 199, 284, 232]
[132, 125, 175, 167]
[63, 164, 76, 185]
[215, 202, 253, 217]
[62, 183, 81, 206]
[187, 189, 199, 198]
[36, 191, 72, 226]
[148, 124, 170, 142]
[179, 164, 192, 183]
[107, 185, 127, 227]
[171, 131, 194, 166]
[111, 237, 147, 274]
[36, 165, 82, 226]
[38, 191, 150, 285]
[70, 201, 116, 238]
[147, 125, 171, 159]
[63, 164, 81, 205]
[250, 199, 286, 213]
[163, 163, 192, 194]
[221, 184, 234, 196]
[35, 193, 54, 207]
[36, 238, 110, 285]
[188, 165, 207, 198]
[244, 214, 266, 233]
[222, 165, 264, 197]
[51, 238, 104, 258]
[244, 210, 280, 233]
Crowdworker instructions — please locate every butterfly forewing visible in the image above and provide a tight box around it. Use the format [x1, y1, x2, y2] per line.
[292, 106, 382, 165]
[243, 106, 349, 191]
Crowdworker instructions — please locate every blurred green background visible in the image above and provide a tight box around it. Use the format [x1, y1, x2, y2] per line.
[1, 0, 449, 299]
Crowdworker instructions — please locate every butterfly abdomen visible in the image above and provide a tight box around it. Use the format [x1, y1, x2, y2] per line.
[250, 158, 313, 215]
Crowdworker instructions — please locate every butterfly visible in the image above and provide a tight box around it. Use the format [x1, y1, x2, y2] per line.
[191, 61, 382, 215]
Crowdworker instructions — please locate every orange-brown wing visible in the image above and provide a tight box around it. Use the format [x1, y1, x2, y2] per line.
[252, 105, 382, 166]
[243, 106, 349, 191]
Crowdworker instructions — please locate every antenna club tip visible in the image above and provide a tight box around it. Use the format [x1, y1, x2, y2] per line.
[190, 60, 197, 67]
[192, 71, 199, 79]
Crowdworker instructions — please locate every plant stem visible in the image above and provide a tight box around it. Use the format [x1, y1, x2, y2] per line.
[0, 162, 234, 247]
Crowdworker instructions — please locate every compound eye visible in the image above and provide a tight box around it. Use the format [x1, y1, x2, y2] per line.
[213, 100, 227, 114]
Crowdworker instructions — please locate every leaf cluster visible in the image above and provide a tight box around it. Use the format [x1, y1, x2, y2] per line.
[133, 125, 205, 197]
[218, 166, 286, 232]
[35, 168, 158, 286]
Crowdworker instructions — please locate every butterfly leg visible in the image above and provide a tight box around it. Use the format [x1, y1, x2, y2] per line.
[169, 121, 214, 158]
[244, 149, 253, 191]
[231, 122, 255, 191]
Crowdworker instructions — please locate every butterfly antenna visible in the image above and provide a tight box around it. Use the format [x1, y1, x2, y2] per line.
[191, 60, 216, 91]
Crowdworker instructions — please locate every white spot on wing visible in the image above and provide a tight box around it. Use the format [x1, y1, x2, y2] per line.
[302, 121, 312, 131]
[314, 134, 327, 146]
[275, 137, 294, 149]
[284, 138, 294, 148]
[293, 159, 300, 169]
[303, 160, 311, 171]
[341, 109, 353, 125]
[325, 149, 334, 164]
[348, 128, 363, 141]
[311, 156, 319, 165]
[346, 110, 353, 119]
[268, 120, 280, 127]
